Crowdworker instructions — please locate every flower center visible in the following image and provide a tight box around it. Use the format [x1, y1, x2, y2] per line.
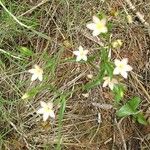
[80, 51, 84, 56]
[36, 69, 43, 74]
[44, 107, 51, 113]
[119, 64, 124, 70]
[96, 23, 104, 30]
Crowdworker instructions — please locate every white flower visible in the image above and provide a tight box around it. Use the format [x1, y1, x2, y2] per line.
[113, 58, 133, 78]
[73, 46, 89, 61]
[28, 65, 43, 81]
[86, 16, 108, 36]
[37, 101, 55, 121]
[103, 76, 118, 90]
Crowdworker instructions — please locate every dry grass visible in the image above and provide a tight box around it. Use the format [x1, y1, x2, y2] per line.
[0, 0, 150, 149]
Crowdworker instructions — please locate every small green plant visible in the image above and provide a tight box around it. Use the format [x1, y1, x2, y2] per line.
[83, 15, 148, 125]
[116, 97, 147, 125]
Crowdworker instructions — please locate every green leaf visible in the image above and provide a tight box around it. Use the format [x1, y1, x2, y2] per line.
[18, 47, 33, 57]
[97, 11, 106, 20]
[100, 48, 108, 63]
[107, 22, 113, 32]
[84, 78, 101, 91]
[105, 62, 114, 78]
[25, 88, 40, 99]
[116, 104, 138, 117]
[136, 113, 148, 125]
[116, 97, 141, 117]
[127, 97, 141, 111]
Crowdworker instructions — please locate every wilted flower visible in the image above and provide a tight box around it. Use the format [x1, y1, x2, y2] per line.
[28, 65, 43, 81]
[113, 58, 133, 78]
[37, 101, 55, 121]
[87, 74, 93, 79]
[127, 15, 133, 24]
[112, 39, 122, 48]
[82, 93, 89, 98]
[21, 93, 29, 99]
[86, 16, 108, 36]
[103, 76, 118, 90]
[73, 46, 89, 61]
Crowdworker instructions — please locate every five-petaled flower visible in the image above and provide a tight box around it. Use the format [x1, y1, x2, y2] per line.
[28, 65, 43, 81]
[73, 46, 89, 61]
[37, 101, 55, 121]
[86, 16, 108, 36]
[113, 58, 133, 78]
[103, 76, 118, 90]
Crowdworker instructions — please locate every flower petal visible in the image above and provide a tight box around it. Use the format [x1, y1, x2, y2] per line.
[73, 51, 80, 56]
[125, 65, 133, 71]
[43, 113, 49, 121]
[49, 110, 55, 119]
[34, 64, 40, 70]
[103, 80, 108, 87]
[38, 74, 43, 81]
[93, 16, 100, 24]
[78, 45, 83, 51]
[100, 26, 108, 33]
[122, 58, 128, 65]
[100, 18, 107, 25]
[114, 59, 121, 66]
[37, 108, 44, 114]
[40, 101, 47, 108]
[31, 74, 38, 81]
[47, 102, 53, 109]
[109, 83, 114, 90]
[113, 67, 120, 75]
[86, 23, 96, 30]
[82, 55, 87, 61]
[92, 29, 101, 36]
[28, 69, 35, 74]
[76, 55, 82, 61]
[121, 71, 128, 78]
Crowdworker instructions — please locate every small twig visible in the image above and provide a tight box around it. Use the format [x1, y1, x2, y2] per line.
[89, 124, 100, 143]
[131, 73, 150, 103]
[92, 103, 113, 110]
[0, 48, 23, 60]
[115, 118, 127, 150]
